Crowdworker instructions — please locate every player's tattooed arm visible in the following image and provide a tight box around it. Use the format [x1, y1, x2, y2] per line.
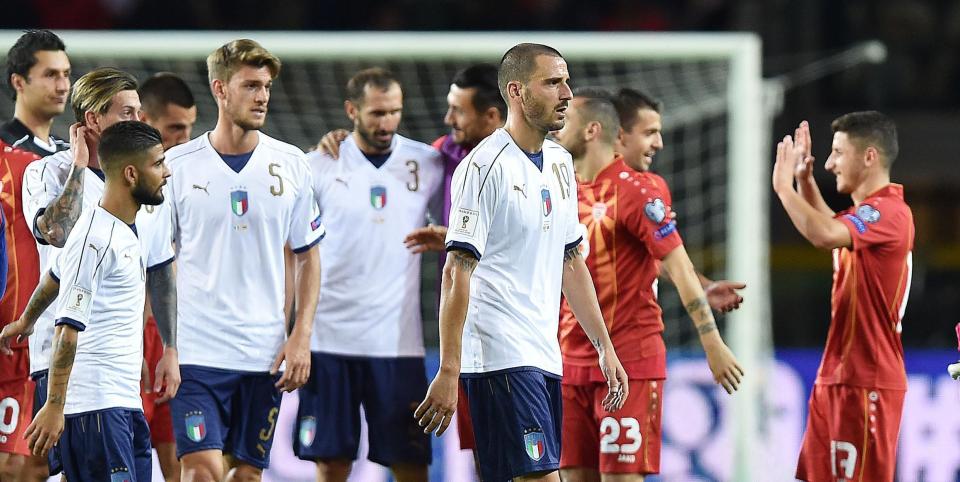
[46, 325, 79, 408]
[448, 249, 479, 273]
[0, 272, 60, 354]
[684, 297, 718, 335]
[562, 244, 581, 265]
[662, 245, 744, 393]
[37, 167, 85, 248]
[417, 247, 477, 436]
[20, 272, 60, 332]
[146, 262, 177, 348]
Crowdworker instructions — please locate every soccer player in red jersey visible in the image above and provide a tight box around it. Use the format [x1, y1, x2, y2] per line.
[0, 140, 43, 479]
[773, 113, 912, 482]
[0, 29, 70, 482]
[553, 88, 743, 482]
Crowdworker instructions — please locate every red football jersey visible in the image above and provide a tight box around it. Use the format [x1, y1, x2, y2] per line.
[817, 184, 913, 390]
[559, 156, 683, 383]
[0, 141, 41, 380]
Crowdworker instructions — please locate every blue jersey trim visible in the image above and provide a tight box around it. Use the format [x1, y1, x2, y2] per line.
[32, 208, 50, 245]
[291, 235, 322, 254]
[218, 151, 255, 173]
[445, 240, 481, 261]
[459, 365, 562, 380]
[146, 255, 175, 272]
[564, 236, 583, 253]
[55, 317, 86, 332]
[524, 151, 544, 171]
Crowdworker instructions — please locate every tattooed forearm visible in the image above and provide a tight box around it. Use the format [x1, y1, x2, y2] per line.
[684, 296, 718, 335]
[38, 167, 85, 247]
[449, 250, 479, 274]
[563, 246, 581, 264]
[46, 328, 78, 408]
[697, 321, 718, 335]
[20, 273, 60, 330]
[146, 263, 177, 348]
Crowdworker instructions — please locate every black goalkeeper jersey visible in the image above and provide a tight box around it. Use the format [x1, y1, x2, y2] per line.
[0, 118, 68, 158]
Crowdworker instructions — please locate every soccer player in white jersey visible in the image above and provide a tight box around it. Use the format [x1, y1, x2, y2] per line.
[295, 67, 441, 482]
[7, 67, 180, 478]
[20, 120, 170, 481]
[415, 43, 629, 482]
[164, 39, 322, 482]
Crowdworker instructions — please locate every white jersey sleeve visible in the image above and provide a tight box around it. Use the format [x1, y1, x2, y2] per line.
[289, 155, 324, 252]
[137, 198, 175, 269]
[53, 215, 113, 331]
[444, 142, 505, 260]
[21, 158, 60, 244]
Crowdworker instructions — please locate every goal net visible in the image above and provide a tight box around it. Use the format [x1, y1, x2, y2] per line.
[0, 31, 772, 481]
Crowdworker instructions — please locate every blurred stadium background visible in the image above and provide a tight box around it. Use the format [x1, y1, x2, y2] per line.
[2, 1, 959, 480]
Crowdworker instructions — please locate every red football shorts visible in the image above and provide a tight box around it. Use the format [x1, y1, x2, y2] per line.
[796, 384, 905, 482]
[141, 317, 175, 445]
[456, 381, 475, 450]
[0, 358, 35, 457]
[560, 379, 663, 474]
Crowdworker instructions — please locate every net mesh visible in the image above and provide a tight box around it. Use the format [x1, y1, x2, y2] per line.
[0, 55, 731, 349]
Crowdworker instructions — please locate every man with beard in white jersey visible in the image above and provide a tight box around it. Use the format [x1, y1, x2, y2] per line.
[164, 39, 323, 482]
[15, 120, 170, 481]
[7, 67, 180, 478]
[415, 43, 629, 482]
[295, 67, 441, 482]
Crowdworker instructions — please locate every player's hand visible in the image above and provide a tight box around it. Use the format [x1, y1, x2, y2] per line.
[69, 123, 91, 168]
[271, 332, 311, 392]
[0, 318, 33, 355]
[311, 129, 350, 158]
[703, 339, 744, 394]
[415, 369, 458, 436]
[25, 403, 63, 457]
[598, 347, 629, 412]
[704, 280, 746, 313]
[793, 121, 816, 181]
[772, 134, 804, 193]
[153, 347, 181, 403]
[404, 225, 448, 254]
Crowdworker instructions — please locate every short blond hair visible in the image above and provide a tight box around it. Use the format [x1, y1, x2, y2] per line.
[207, 39, 281, 84]
[71, 67, 139, 123]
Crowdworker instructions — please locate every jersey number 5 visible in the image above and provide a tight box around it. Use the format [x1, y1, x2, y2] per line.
[268, 163, 284, 196]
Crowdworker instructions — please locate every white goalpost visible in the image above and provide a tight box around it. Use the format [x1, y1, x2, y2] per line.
[0, 30, 772, 481]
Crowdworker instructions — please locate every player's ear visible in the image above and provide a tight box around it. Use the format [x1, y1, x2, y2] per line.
[9, 73, 24, 94]
[585, 121, 601, 142]
[83, 111, 99, 132]
[863, 146, 879, 167]
[211, 79, 225, 101]
[344, 100, 357, 122]
[508, 81, 522, 101]
[122, 163, 138, 186]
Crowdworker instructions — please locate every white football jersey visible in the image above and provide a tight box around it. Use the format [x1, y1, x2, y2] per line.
[52, 206, 146, 414]
[167, 132, 323, 372]
[308, 134, 443, 357]
[445, 129, 580, 376]
[22, 150, 174, 374]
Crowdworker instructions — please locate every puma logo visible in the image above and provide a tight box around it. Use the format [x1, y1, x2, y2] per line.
[87, 243, 102, 256]
[123, 252, 133, 262]
[513, 184, 527, 198]
[334, 177, 349, 187]
[192, 182, 210, 194]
